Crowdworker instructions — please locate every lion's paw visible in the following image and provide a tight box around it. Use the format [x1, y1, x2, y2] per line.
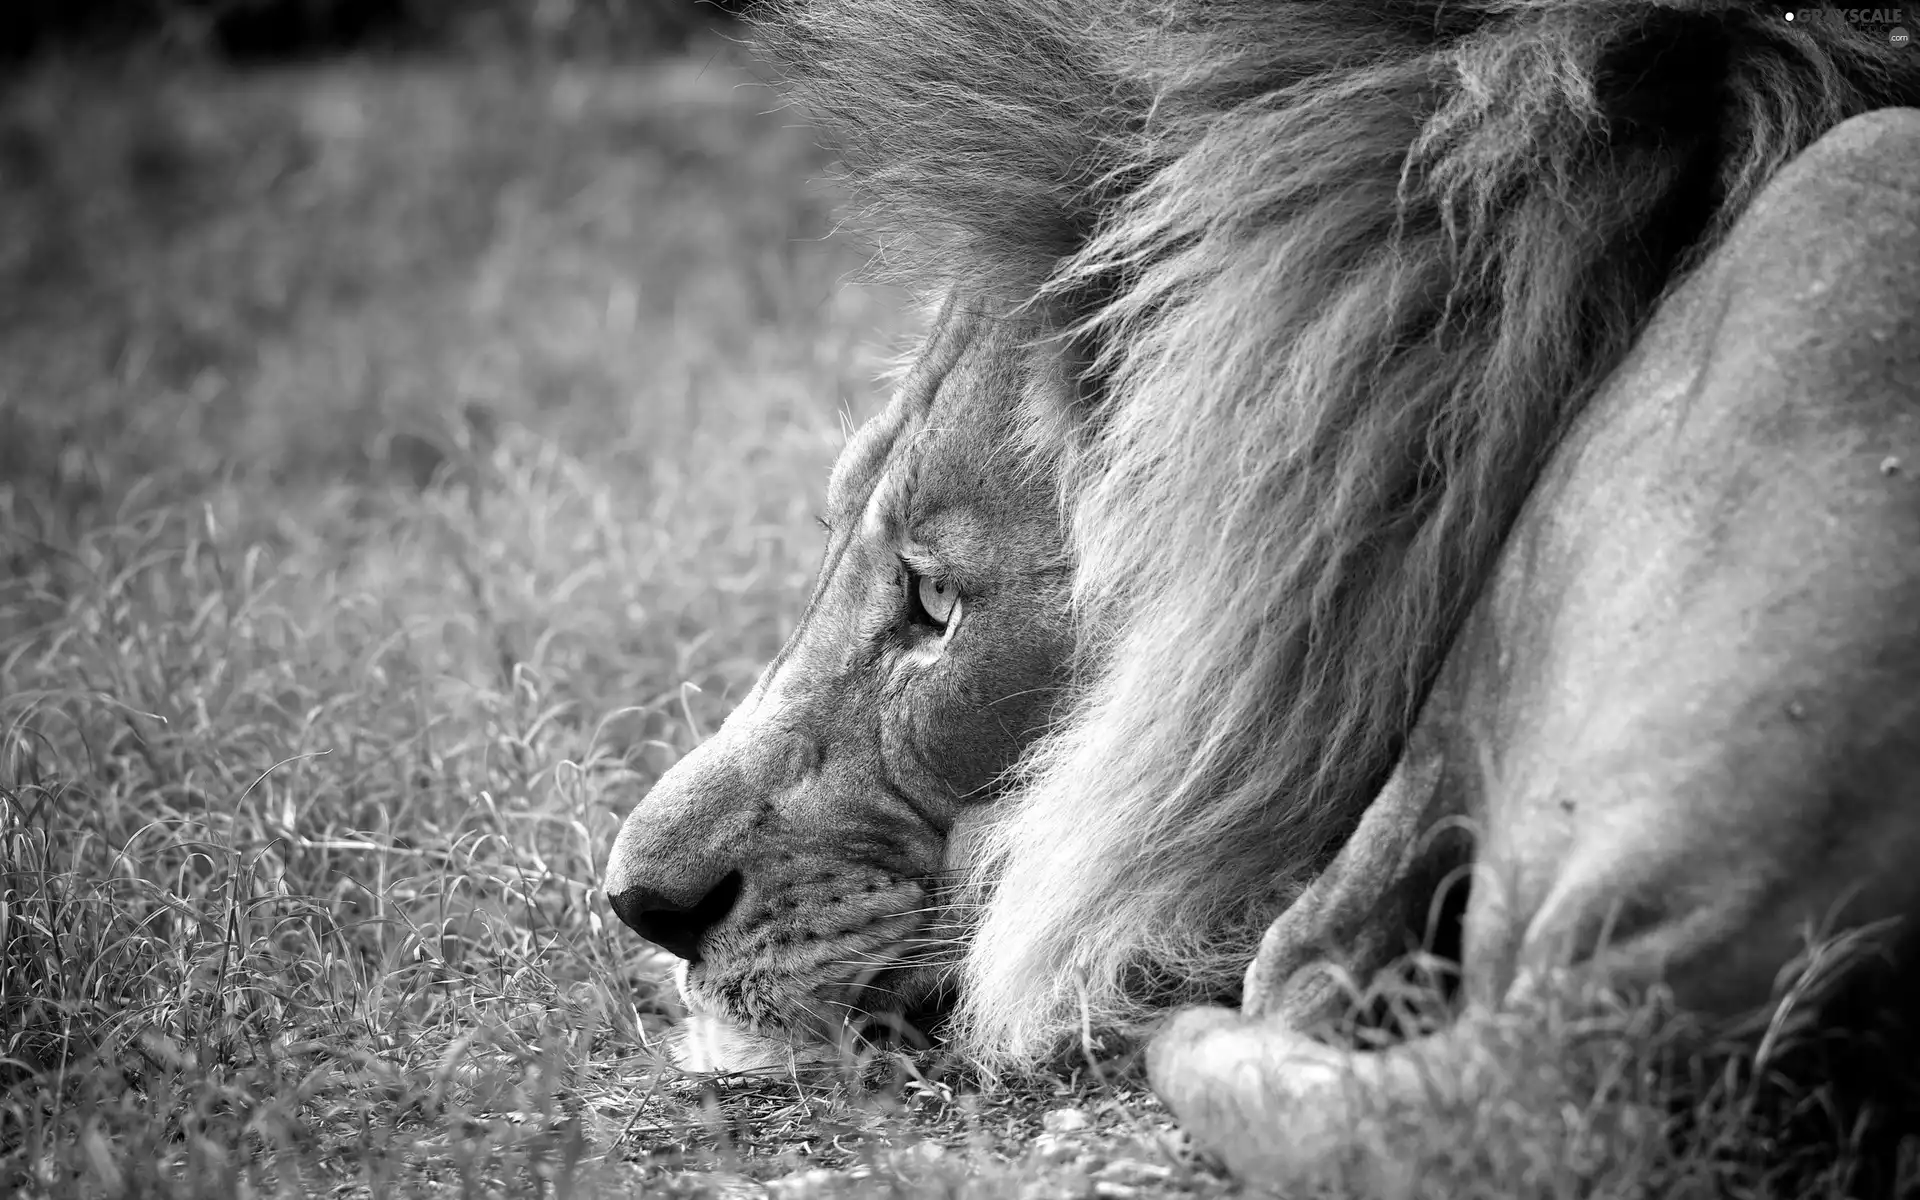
[1147, 1004, 1357, 1182]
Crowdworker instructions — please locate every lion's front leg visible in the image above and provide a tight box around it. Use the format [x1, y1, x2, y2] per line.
[1155, 727, 1459, 1178]
[1242, 725, 1454, 1021]
[1148, 1005, 1359, 1179]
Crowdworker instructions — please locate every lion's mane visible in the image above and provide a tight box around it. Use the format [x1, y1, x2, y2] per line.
[761, 0, 1920, 1066]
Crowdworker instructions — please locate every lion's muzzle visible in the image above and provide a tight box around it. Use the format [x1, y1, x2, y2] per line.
[601, 660, 957, 1057]
[602, 725, 762, 964]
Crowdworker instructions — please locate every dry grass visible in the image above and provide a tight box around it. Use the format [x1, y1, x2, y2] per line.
[0, 39, 1907, 1200]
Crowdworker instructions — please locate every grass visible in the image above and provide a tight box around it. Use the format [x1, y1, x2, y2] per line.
[0, 38, 1908, 1200]
[0, 41, 1208, 1200]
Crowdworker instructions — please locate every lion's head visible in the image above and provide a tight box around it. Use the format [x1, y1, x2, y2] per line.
[604, 303, 1075, 1067]
[606, 0, 1920, 1074]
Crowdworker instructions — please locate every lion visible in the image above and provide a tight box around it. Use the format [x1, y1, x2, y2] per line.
[605, 0, 1920, 1177]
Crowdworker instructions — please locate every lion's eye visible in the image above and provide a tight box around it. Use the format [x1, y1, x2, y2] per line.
[905, 569, 962, 633]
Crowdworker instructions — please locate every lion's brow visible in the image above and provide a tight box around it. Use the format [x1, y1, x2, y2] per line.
[861, 431, 930, 544]
[826, 396, 911, 522]
[826, 298, 976, 525]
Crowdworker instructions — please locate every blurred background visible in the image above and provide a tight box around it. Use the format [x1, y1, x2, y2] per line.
[1, 0, 753, 61]
[0, 3, 921, 1193]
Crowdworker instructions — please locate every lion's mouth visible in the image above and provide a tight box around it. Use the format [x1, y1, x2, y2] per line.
[670, 916, 953, 1071]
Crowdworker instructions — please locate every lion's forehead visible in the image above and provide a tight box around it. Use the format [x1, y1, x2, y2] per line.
[827, 391, 912, 521]
[825, 299, 974, 522]
[828, 306, 1052, 532]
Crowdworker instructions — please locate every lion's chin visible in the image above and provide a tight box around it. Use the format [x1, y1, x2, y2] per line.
[669, 1012, 844, 1074]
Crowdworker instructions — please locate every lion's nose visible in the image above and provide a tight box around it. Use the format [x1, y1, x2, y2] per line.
[607, 870, 743, 962]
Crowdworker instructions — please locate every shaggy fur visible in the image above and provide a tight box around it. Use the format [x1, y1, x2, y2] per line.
[760, 0, 1920, 1065]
